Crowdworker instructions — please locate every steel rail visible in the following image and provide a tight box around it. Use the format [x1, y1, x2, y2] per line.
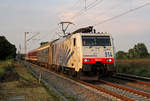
[112, 75, 150, 86]
[99, 80, 150, 99]
[78, 80, 134, 101]
[116, 73, 150, 82]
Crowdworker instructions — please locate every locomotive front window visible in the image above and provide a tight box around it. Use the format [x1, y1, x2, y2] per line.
[82, 36, 111, 46]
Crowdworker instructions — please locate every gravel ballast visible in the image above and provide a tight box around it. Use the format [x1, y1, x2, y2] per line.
[22, 61, 121, 101]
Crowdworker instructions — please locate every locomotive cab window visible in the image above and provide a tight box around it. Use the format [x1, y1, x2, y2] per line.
[73, 38, 76, 46]
[82, 36, 111, 46]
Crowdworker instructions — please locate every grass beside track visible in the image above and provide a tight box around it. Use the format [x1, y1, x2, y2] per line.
[0, 61, 63, 101]
[0, 60, 13, 80]
[116, 59, 150, 78]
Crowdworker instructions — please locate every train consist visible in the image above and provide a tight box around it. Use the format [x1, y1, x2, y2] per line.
[26, 26, 116, 80]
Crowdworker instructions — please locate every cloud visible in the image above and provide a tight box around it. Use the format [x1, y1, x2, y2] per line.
[125, 23, 145, 33]
[59, 11, 77, 22]
[112, 18, 149, 34]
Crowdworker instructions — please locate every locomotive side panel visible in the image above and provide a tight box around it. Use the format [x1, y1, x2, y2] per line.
[38, 48, 49, 63]
[48, 45, 53, 65]
[37, 43, 51, 65]
[53, 34, 82, 72]
[68, 34, 83, 71]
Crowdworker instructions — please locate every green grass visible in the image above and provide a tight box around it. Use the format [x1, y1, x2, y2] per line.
[0, 67, 5, 80]
[116, 61, 150, 77]
[0, 60, 14, 80]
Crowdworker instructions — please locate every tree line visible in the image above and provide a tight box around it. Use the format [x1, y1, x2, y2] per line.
[0, 36, 16, 60]
[116, 43, 150, 59]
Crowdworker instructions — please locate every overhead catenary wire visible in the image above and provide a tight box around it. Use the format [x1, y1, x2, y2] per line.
[71, 0, 103, 20]
[25, 0, 105, 51]
[38, 0, 150, 40]
[27, 40, 40, 51]
[39, 27, 58, 41]
[27, 26, 59, 51]
[86, 0, 103, 11]
[40, 0, 103, 39]
[93, 1, 150, 27]
[73, 0, 102, 19]
[26, 32, 40, 42]
[68, 0, 82, 10]
[75, 0, 124, 28]
[44, 1, 82, 39]
[85, 0, 87, 10]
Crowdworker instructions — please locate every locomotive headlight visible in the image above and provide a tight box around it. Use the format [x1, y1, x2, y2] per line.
[106, 59, 112, 62]
[84, 59, 90, 62]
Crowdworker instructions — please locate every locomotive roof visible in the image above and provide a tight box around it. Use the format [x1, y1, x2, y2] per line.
[38, 42, 52, 51]
[52, 32, 112, 44]
[80, 32, 112, 36]
[61, 32, 112, 38]
[39, 42, 51, 47]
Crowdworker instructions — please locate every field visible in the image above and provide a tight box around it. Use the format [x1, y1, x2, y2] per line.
[0, 60, 63, 101]
[116, 58, 150, 77]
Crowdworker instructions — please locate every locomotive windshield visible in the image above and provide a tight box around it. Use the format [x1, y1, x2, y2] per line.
[82, 36, 111, 46]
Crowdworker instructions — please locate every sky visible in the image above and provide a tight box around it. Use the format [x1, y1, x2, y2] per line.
[0, 0, 150, 53]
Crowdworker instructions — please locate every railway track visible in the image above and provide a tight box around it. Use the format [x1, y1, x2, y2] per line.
[112, 75, 150, 87]
[56, 73, 148, 101]
[22, 61, 119, 101]
[116, 73, 150, 82]
[96, 80, 150, 101]
[111, 73, 150, 93]
[34, 65, 150, 100]
[49, 72, 150, 101]
[78, 80, 134, 101]
[22, 61, 150, 101]
[30, 64, 134, 100]
[104, 76, 150, 94]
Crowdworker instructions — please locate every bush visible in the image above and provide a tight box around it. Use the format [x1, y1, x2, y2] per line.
[116, 61, 150, 78]
[0, 36, 16, 60]
[0, 60, 14, 81]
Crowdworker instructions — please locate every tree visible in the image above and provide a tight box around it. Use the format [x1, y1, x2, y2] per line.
[0, 36, 16, 60]
[133, 43, 149, 58]
[116, 51, 128, 59]
[128, 49, 135, 59]
[117, 43, 149, 59]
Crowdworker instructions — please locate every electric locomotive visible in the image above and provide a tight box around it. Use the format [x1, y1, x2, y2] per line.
[52, 26, 115, 80]
[26, 26, 116, 80]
